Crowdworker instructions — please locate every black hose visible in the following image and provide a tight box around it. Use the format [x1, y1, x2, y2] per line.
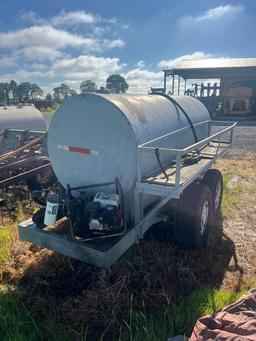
[155, 148, 169, 182]
[149, 93, 198, 143]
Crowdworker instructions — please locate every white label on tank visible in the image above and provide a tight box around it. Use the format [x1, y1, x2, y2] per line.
[57, 144, 69, 151]
[57, 144, 99, 156]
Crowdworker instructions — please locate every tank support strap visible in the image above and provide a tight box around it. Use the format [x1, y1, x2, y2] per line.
[149, 93, 198, 143]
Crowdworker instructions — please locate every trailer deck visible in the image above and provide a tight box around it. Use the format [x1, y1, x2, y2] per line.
[18, 120, 236, 268]
[143, 141, 229, 187]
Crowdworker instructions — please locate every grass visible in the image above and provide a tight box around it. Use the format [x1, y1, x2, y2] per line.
[220, 163, 256, 216]
[0, 284, 248, 341]
[0, 285, 64, 341]
[0, 157, 255, 340]
[0, 205, 64, 341]
[0, 205, 26, 268]
[42, 107, 56, 119]
[2, 206, 250, 341]
[0, 227, 15, 266]
[119, 285, 253, 341]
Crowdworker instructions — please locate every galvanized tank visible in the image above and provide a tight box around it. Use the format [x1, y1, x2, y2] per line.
[48, 94, 211, 193]
[0, 105, 47, 132]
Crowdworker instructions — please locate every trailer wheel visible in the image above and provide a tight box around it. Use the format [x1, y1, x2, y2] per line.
[202, 169, 223, 221]
[174, 182, 213, 249]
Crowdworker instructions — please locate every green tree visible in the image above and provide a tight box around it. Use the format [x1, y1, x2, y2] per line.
[30, 83, 43, 100]
[9, 80, 17, 104]
[80, 80, 97, 94]
[53, 83, 76, 103]
[0, 81, 17, 105]
[106, 74, 129, 93]
[16, 82, 32, 100]
[0, 83, 7, 104]
[1, 83, 9, 105]
[15, 82, 43, 101]
[45, 93, 53, 100]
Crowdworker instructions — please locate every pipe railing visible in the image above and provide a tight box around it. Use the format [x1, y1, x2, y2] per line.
[137, 121, 237, 188]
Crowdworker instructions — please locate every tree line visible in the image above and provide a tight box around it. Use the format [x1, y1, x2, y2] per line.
[0, 74, 129, 105]
[0, 81, 43, 105]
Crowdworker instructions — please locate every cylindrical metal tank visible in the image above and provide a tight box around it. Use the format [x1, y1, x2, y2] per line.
[48, 94, 211, 193]
[0, 105, 47, 132]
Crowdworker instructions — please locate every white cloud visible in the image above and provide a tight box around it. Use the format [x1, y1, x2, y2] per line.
[0, 69, 51, 82]
[19, 11, 42, 24]
[0, 57, 17, 67]
[29, 63, 49, 70]
[0, 25, 95, 49]
[51, 10, 96, 26]
[16, 46, 63, 62]
[121, 24, 130, 29]
[0, 9, 126, 71]
[0, 54, 125, 87]
[0, 24, 125, 62]
[158, 51, 212, 68]
[135, 60, 146, 69]
[125, 68, 163, 94]
[196, 4, 244, 21]
[102, 39, 125, 49]
[20, 9, 118, 27]
[0, 49, 215, 95]
[50, 65, 163, 94]
[51, 55, 126, 87]
[181, 4, 244, 24]
[92, 26, 106, 37]
[52, 55, 124, 73]
[15, 70, 51, 79]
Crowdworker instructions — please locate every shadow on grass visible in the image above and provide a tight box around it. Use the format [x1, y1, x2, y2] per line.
[0, 287, 64, 341]
[2, 212, 244, 340]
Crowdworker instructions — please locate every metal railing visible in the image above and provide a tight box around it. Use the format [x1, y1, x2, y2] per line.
[137, 120, 236, 189]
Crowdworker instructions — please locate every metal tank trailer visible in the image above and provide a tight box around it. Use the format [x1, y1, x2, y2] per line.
[0, 105, 54, 190]
[18, 94, 236, 268]
[0, 104, 47, 134]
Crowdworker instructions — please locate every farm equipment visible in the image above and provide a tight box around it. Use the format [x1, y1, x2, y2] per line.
[18, 94, 236, 268]
[0, 129, 54, 190]
[223, 87, 253, 115]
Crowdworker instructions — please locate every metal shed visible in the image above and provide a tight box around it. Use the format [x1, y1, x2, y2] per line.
[162, 57, 256, 115]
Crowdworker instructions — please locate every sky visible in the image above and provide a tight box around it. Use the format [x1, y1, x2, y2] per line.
[0, 0, 255, 95]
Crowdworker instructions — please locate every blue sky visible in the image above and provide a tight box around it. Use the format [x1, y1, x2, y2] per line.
[0, 0, 255, 94]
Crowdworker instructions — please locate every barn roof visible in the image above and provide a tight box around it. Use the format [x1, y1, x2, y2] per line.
[163, 57, 256, 79]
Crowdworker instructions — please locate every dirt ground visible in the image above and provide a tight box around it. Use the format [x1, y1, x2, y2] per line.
[0, 142, 256, 339]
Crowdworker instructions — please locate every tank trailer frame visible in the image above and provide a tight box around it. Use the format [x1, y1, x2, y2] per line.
[0, 129, 51, 189]
[19, 120, 236, 268]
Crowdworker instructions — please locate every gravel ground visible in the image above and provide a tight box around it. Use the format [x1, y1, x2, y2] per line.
[232, 121, 256, 151]
[214, 120, 256, 160]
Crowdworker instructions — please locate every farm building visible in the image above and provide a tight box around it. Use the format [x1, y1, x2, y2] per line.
[162, 57, 256, 116]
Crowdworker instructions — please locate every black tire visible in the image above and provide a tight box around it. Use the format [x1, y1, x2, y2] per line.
[202, 169, 223, 220]
[174, 182, 213, 249]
